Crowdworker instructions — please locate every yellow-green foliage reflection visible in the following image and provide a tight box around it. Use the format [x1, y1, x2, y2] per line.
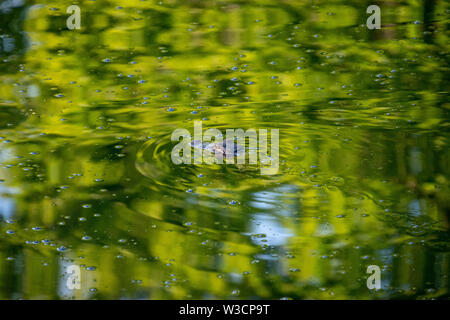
[0, 0, 449, 299]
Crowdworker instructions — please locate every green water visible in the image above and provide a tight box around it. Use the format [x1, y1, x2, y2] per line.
[0, 0, 449, 299]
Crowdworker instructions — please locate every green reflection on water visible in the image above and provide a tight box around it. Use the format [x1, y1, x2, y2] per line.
[0, 0, 449, 299]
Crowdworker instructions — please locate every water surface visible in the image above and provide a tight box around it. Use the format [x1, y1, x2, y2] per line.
[0, 0, 449, 299]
